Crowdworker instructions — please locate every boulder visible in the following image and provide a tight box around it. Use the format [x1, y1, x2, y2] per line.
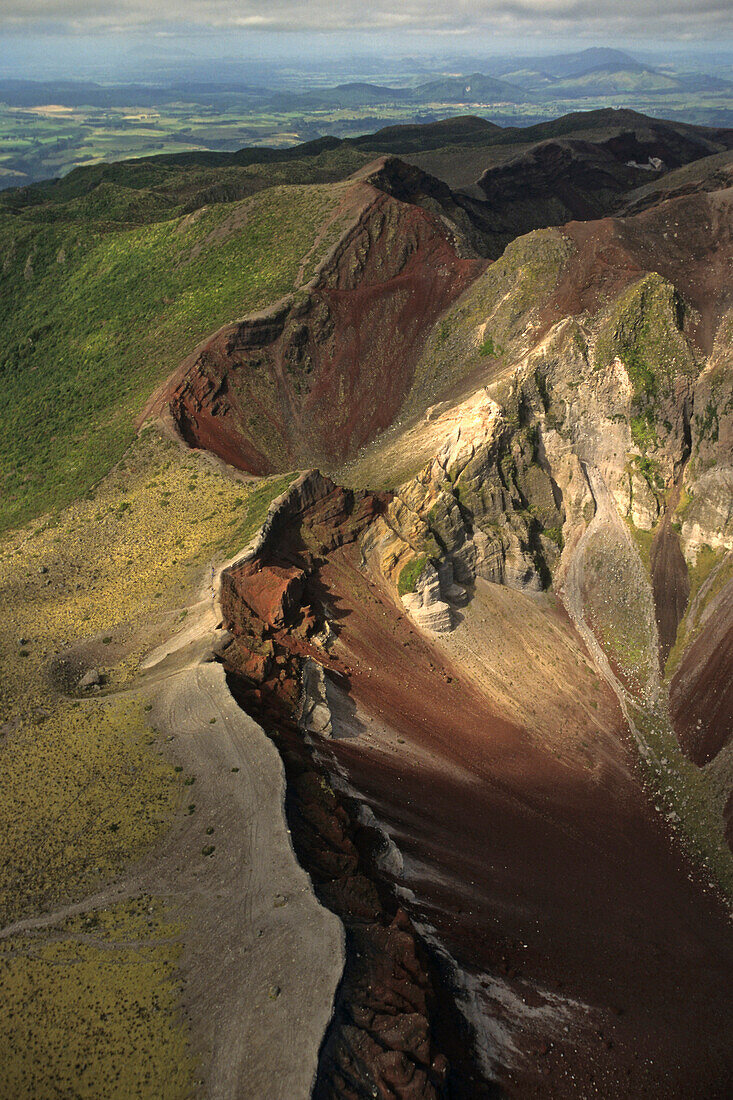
[243, 564, 306, 630]
[78, 668, 101, 690]
[299, 659, 333, 738]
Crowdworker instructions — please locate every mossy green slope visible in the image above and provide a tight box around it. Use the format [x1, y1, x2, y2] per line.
[0, 181, 348, 532]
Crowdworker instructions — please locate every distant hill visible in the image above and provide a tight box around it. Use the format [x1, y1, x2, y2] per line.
[409, 73, 531, 105]
[270, 73, 531, 110]
[491, 47, 643, 81]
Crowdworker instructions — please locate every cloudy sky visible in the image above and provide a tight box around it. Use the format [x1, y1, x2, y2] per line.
[2, 0, 732, 39]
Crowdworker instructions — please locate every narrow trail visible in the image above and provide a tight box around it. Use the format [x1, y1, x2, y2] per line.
[2, 557, 345, 1100]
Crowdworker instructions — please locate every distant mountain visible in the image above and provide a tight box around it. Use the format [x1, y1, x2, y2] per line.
[269, 82, 411, 110]
[491, 47, 643, 81]
[0, 78, 269, 109]
[409, 72, 530, 104]
[271, 73, 530, 110]
[351, 115, 503, 153]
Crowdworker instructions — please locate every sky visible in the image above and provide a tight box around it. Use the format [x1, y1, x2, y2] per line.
[2, 0, 732, 39]
[1, 2, 732, 83]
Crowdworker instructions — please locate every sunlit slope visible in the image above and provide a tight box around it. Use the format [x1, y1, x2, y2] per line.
[0, 180, 352, 530]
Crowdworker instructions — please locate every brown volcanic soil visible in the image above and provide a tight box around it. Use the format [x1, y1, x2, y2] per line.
[159, 183, 484, 475]
[316, 550, 733, 1098]
[219, 479, 733, 1099]
[550, 188, 733, 354]
[671, 572, 733, 767]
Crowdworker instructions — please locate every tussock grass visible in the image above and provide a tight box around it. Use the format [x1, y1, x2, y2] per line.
[0, 898, 191, 1100]
[0, 427, 293, 723]
[0, 182, 345, 531]
[0, 700, 179, 925]
[0, 428, 296, 1096]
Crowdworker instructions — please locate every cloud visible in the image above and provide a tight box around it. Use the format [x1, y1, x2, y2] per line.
[1, 0, 732, 38]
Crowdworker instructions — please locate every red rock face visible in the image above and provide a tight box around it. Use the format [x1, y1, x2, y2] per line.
[219, 474, 474, 1098]
[219, 473, 387, 691]
[218, 472, 733, 1098]
[160, 188, 485, 474]
[238, 562, 306, 630]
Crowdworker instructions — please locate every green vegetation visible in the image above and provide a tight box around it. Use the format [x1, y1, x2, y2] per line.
[479, 333, 503, 357]
[397, 554, 428, 596]
[0, 99, 373, 192]
[596, 273, 696, 403]
[633, 705, 733, 900]
[630, 409, 658, 450]
[401, 228, 572, 420]
[221, 472, 297, 558]
[0, 181, 347, 531]
[543, 525, 564, 549]
[0, 899, 191, 1099]
[0, 699, 179, 925]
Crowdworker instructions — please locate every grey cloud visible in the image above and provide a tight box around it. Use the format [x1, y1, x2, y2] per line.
[2, 0, 732, 35]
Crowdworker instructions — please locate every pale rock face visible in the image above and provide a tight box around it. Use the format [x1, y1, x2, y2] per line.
[362, 386, 555, 618]
[681, 467, 733, 562]
[362, 272, 730, 634]
[299, 659, 333, 738]
[402, 563, 453, 633]
[630, 473, 661, 531]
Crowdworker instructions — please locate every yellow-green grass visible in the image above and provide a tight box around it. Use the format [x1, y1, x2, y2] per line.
[0, 428, 293, 918]
[0, 898, 192, 1100]
[0, 430, 293, 903]
[0, 699, 179, 926]
[0, 179, 349, 531]
[0, 426, 293, 724]
[0, 428, 297, 1096]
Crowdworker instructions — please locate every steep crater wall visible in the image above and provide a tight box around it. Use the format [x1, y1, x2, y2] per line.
[161, 185, 485, 475]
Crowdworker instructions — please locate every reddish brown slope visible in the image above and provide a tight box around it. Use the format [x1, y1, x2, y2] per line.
[545, 188, 733, 354]
[218, 474, 733, 1099]
[159, 184, 484, 474]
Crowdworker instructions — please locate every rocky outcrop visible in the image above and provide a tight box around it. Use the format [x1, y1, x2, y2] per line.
[300, 658, 334, 739]
[401, 563, 453, 634]
[360, 389, 564, 627]
[217, 470, 478, 1098]
[220, 470, 385, 686]
[160, 180, 485, 475]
